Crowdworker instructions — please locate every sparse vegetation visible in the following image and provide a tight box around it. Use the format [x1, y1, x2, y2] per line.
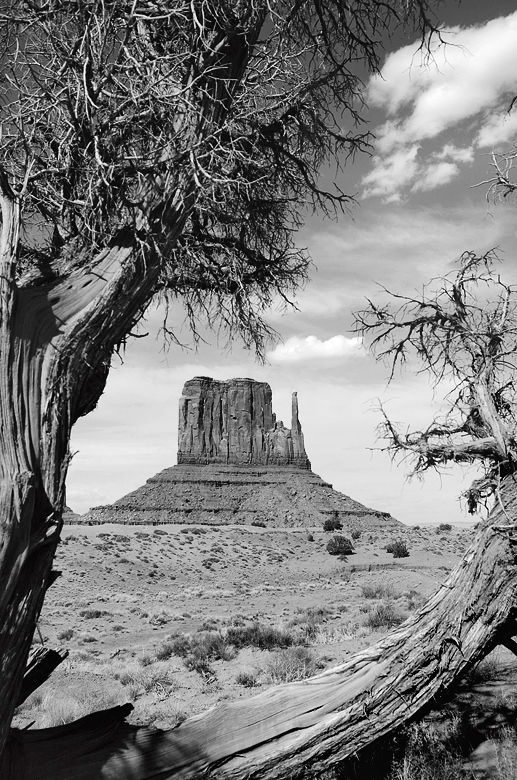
[361, 583, 397, 600]
[386, 539, 410, 558]
[57, 628, 74, 641]
[262, 647, 320, 684]
[148, 610, 174, 626]
[79, 609, 109, 619]
[226, 623, 297, 651]
[235, 671, 258, 688]
[323, 516, 343, 532]
[364, 602, 407, 630]
[437, 523, 452, 533]
[326, 535, 354, 556]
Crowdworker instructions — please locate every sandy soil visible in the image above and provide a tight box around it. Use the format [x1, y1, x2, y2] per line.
[12, 521, 478, 731]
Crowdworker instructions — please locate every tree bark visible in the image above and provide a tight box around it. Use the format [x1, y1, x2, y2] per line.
[16, 647, 69, 708]
[0, 193, 191, 754]
[4, 474, 517, 780]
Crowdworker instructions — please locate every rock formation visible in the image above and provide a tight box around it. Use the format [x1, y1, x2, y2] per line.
[177, 377, 310, 469]
[79, 377, 401, 531]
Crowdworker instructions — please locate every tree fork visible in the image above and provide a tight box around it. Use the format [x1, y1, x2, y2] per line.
[4, 476, 517, 780]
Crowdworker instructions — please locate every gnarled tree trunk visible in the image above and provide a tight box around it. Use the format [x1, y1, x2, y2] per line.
[0, 174, 192, 754]
[4, 475, 517, 779]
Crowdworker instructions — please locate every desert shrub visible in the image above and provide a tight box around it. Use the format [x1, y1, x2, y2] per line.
[351, 529, 361, 540]
[154, 641, 175, 661]
[148, 609, 174, 626]
[386, 539, 410, 558]
[79, 609, 109, 619]
[364, 602, 406, 630]
[167, 634, 191, 658]
[323, 516, 342, 532]
[116, 666, 175, 694]
[78, 633, 97, 643]
[57, 628, 74, 641]
[235, 671, 258, 688]
[361, 582, 396, 600]
[262, 647, 319, 684]
[201, 557, 220, 568]
[289, 607, 331, 641]
[117, 671, 135, 686]
[251, 519, 266, 527]
[184, 655, 215, 678]
[289, 606, 330, 627]
[326, 535, 354, 556]
[196, 631, 235, 661]
[165, 631, 235, 663]
[226, 623, 296, 650]
[227, 614, 246, 627]
[199, 619, 220, 632]
[437, 523, 452, 532]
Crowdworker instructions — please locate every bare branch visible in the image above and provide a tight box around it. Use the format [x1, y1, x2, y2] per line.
[355, 253, 517, 511]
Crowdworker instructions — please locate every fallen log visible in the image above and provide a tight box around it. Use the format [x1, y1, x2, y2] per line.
[5, 477, 517, 780]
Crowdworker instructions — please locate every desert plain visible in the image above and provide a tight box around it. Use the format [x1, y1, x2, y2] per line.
[13, 520, 473, 729]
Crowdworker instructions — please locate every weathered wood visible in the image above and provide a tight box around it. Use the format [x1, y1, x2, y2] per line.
[1, 705, 134, 780]
[5, 476, 517, 780]
[16, 647, 69, 708]
[502, 636, 517, 658]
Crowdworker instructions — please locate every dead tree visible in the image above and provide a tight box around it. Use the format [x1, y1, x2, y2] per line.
[0, 0, 445, 758]
[355, 252, 517, 514]
[5, 254, 517, 779]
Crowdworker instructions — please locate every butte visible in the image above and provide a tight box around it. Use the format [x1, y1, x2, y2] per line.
[80, 376, 401, 532]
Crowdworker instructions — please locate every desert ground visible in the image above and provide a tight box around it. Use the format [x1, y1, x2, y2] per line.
[13, 520, 517, 778]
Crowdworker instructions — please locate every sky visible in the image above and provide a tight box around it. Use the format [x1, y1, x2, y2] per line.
[67, 1, 517, 525]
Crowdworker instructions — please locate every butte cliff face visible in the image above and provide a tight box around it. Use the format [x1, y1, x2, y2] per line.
[177, 377, 310, 469]
[80, 377, 400, 531]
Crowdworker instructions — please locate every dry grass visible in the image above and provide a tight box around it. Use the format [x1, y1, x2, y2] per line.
[261, 647, 320, 684]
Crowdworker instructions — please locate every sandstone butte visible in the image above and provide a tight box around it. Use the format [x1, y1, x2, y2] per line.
[78, 377, 401, 531]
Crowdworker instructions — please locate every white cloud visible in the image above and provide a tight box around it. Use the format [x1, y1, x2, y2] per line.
[435, 144, 474, 163]
[267, 335, 364, 364]
[412, 161, 459, 192]
[363, 11, 517, 199]
[361, 145, 420, 201]
[476, 110, 517, 148]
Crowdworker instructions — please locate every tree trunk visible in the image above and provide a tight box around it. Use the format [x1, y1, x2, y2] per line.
[0, 183, 190, 754]
[0, 12, 267, 754]
[4, 475, 517, 779]
[17, 647, 69, 708]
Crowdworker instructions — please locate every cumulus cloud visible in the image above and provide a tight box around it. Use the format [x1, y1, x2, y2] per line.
[362, 11, 517, 200]
[267, 335, 364, 364]
[362, 145, 420, 201]
[411, 161, 459, 192]
[435, 144, 474, 163]
[476, 110, 517, 148]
